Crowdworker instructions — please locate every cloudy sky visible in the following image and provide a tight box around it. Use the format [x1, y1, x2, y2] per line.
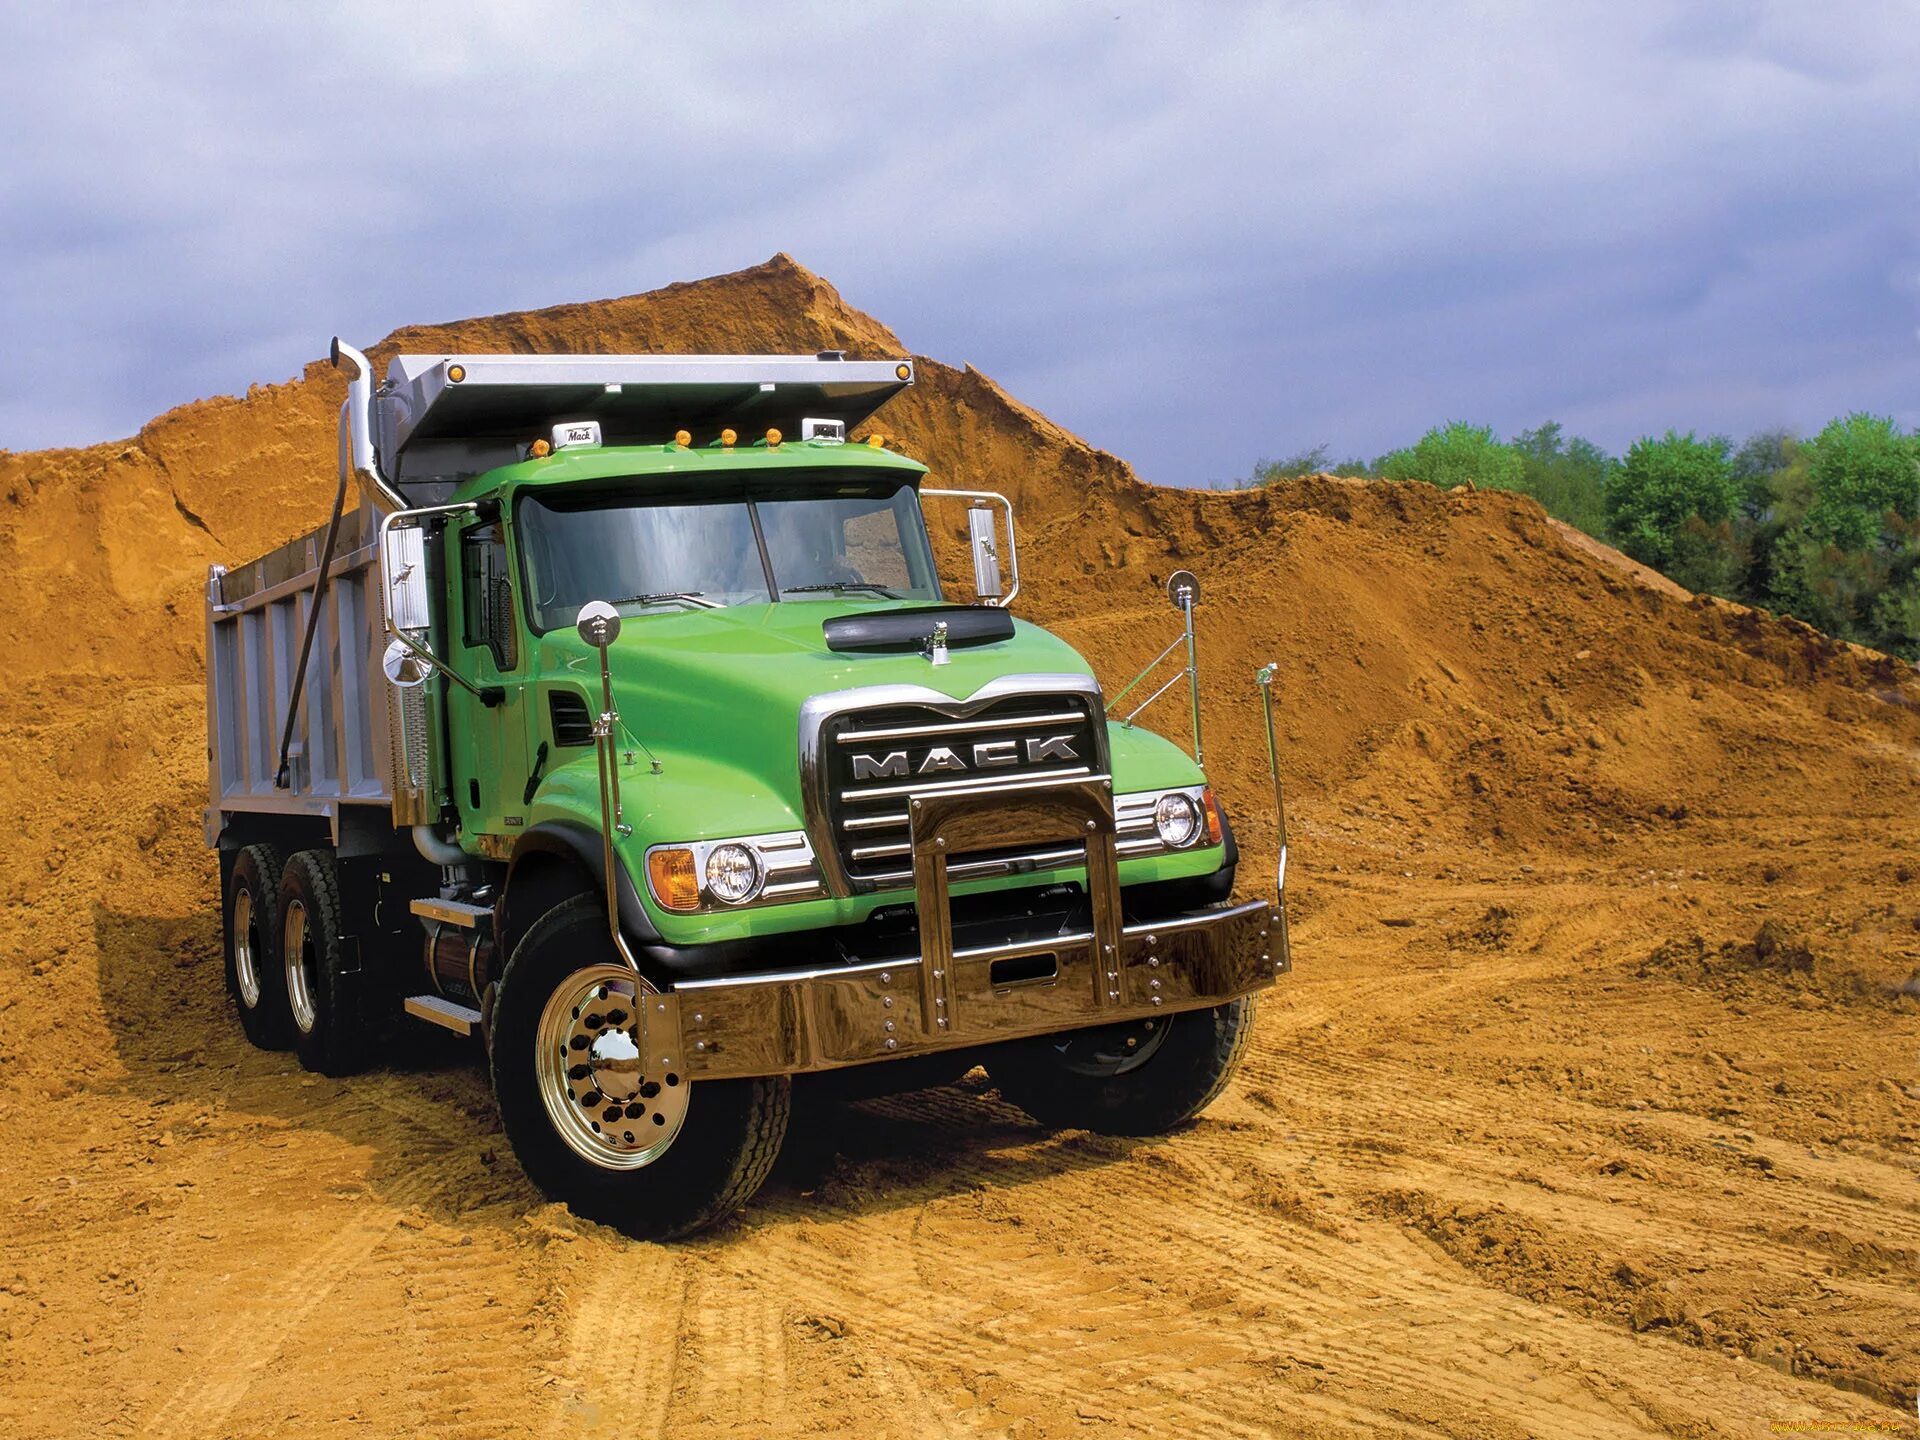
[2, 3, 1916, 486]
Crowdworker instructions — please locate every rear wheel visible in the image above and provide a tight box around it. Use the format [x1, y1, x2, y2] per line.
[491, 895, 789, 1239]
[986, 997, 1256, 1136]
[281, 848, 372, 1077]
[224, 844, 291, 1049]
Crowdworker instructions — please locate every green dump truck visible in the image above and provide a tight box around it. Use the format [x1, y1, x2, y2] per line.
[204, 340, 1289, 1236]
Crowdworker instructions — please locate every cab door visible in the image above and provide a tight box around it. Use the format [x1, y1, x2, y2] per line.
[450, 515, 532, 838]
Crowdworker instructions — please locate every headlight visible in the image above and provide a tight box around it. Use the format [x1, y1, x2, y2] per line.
[1154, 791, 1201, 848]
[703, 843, 765, 905]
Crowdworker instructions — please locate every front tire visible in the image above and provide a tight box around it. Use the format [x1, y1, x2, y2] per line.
[490, 895, 789, 1239]
[224, 844, 291, 1049]
[987, 997, 1256, 1136]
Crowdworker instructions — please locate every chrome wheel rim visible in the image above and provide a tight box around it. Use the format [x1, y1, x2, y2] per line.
[283, 899, 317, 1034]
[1054, 1016, 1170, 1077]
[232, 885, 261, 1009]
[536, 964, 690, 1170]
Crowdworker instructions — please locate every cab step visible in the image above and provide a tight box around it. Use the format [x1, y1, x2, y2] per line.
[404, 994, 483, 1036]
[410, 896, 493, 930]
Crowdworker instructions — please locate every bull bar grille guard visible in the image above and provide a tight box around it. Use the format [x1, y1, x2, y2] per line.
[657, 773, 1284, 1081]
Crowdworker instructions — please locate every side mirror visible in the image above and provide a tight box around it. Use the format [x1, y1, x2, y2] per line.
[381, 638, 431, 688]
[383, 525, 431, 630]
[576, 600, 622, 648]
[1166, 569, 1200, 612]
[921, 486, 1020, 606]
[968, 505, 1003, 601]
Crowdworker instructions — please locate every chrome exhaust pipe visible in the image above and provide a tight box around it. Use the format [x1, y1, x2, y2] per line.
[328, 337, 406, 513]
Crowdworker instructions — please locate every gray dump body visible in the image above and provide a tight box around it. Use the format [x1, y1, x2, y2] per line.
[204, 500, 417, 846]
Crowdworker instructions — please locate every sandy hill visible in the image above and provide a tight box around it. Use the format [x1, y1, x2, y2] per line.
[1, 254, 1911, 866]
[1, 256, 1917, 1433]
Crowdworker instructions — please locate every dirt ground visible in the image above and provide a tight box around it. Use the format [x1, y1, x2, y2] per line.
[1, 259, 1916, 1438]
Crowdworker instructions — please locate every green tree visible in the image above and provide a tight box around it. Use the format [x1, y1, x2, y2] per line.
[1246, 444, 1331, 484]
[1510, 421, 1612, 534]
[1604, 430, 1739, 572]
[1377, 422, 1524, 490]
[1729, 429, 1799, 523]
[1803, 413, 1920, 549]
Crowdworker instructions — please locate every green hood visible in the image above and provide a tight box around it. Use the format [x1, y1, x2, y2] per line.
[533, 601, 1113, 842]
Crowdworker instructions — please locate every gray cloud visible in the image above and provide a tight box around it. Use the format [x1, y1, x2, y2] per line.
[2, 2, 1915, 486]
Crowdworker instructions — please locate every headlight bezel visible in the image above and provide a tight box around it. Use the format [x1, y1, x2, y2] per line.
[1116, 784, 1225, 858]
[644, 830, 822, 914]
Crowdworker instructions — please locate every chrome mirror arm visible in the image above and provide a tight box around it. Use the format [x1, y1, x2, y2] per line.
[575, 601, 644, 976]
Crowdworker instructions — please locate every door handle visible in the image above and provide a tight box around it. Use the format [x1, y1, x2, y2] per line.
[522, 741, 550, 807]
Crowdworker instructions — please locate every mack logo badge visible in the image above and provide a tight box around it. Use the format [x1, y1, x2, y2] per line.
[850, 734, 1078, 781]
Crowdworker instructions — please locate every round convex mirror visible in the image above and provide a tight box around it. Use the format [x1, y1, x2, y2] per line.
[575, 600, 622, 648]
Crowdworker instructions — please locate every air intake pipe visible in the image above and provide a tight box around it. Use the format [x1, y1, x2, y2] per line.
[329, 337, 407, 514]
[331, 337, 466, 865]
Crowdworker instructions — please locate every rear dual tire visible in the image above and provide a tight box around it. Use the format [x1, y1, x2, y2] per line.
[220, 843, 374, 1076]
[280, 848, 374, 1078]
[224, 844, 293, 1050]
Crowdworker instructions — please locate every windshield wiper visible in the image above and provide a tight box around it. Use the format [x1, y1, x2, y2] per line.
[613, 591, 721, 610]
[782, 582, 901, 599]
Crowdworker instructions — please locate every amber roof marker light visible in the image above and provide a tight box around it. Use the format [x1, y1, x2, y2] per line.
[720, 428, 737, 450]
[673, 429, 692, 449]
[766, 428, 783, 449]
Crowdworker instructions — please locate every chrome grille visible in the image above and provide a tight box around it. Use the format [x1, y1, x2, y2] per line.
[822, 693, 1103, 886]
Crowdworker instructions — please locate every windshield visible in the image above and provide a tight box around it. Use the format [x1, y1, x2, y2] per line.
[516, 478, 941, 631]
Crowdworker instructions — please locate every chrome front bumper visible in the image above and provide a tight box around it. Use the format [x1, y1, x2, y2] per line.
[670, 775, 1287, 1080]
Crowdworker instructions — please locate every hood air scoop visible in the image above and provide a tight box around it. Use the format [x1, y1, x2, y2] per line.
[822, 605, 1014, 657]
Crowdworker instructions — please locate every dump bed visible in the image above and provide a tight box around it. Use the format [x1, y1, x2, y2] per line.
[203, 501, 413, 845]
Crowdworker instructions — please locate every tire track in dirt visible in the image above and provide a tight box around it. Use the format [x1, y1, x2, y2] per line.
[1237, 1037, 1920, 1286]
[390, 1227, 540, 1440]
[730, 1200, 1351, 1440]
[541, 1242, 683, 1440]
[138, 1162, 451, 1440]
[663, 1259, 792, 1436]
[842, 1083, 1863, 1437]
[1062, 1070, 1909, 1429]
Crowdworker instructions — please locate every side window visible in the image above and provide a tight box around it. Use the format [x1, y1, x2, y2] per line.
[461, 522, 517, 671]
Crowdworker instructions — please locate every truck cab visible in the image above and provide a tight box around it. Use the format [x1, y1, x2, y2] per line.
[204, 343, 1287, 1237]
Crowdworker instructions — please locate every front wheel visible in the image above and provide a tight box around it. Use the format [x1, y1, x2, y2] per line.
[986, 997, 1256, 1136]
[490, 895, 789, 1239]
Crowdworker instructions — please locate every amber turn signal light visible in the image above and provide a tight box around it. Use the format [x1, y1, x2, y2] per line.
[647, 848, 701, 912]
[1199, 787, 1224, 846]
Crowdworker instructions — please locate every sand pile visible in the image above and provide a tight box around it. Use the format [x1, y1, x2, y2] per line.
[1, 256, 1916, 1434]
